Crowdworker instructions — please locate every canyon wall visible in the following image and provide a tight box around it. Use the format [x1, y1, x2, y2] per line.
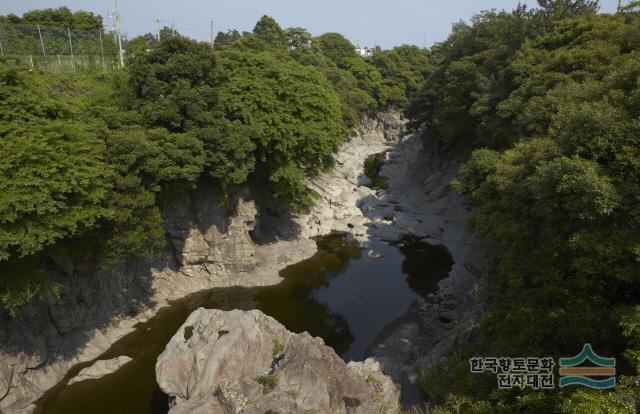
[0, 113, 405, 413]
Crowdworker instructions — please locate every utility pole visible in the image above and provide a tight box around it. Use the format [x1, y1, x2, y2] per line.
[67, 27, 75, 72]
[156, 19, 161, 42]
[37, 24, 48, 70]
[98, 29, 106, 70]
[0, 38, 4, 57]
[617, 0, 623, 12]
[111, 0, 124, 68]
[210, 21, 214, 48]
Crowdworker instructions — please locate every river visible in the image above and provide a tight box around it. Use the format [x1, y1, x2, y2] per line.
[37, 233, 453, 414]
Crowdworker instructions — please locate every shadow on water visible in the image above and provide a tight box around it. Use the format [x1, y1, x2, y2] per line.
[396, 238, 454, 299]
[38, 234, 453, 414]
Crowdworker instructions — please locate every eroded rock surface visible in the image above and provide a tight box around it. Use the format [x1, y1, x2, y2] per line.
[157, 308, 399, 414]
[68, 356, 133, 385]
[365, 132, 488, 404]
[290, 112, 405, 241]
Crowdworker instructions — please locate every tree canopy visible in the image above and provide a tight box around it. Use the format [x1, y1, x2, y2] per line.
[408, 2, 640, 412]
[0, 12, 419, 315]
[10, 7, 104, 30]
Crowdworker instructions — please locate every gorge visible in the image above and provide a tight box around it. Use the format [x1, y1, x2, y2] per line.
[3, 3, 640, 413]
[1, 113, 484, 413]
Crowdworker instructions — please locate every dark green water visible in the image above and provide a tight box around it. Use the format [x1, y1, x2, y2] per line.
[38, 234, 453, 414]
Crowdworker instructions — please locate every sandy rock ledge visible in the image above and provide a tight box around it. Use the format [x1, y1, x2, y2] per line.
[67, 356, 133, 385]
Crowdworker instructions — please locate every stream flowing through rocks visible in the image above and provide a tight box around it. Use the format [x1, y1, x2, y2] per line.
[2, 113, 486, 414]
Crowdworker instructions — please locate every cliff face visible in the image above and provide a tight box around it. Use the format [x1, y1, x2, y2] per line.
[0, 185, 266, 413]
[0, 112, 407, 413]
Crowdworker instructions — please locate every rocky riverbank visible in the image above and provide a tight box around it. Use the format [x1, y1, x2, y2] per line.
[149, 119, 488, 413]
[0, 112, 406, 413]
[1, 110, 486, 413]
[364, 133, 488, 403]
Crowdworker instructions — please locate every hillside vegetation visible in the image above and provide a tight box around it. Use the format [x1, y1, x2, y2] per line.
[408, 1, 640, 412]
[0, 10, 427, 314]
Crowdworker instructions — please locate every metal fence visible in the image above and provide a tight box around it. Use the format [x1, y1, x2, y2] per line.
[0, 21, 122, 73]
[9, 53, 122, 72]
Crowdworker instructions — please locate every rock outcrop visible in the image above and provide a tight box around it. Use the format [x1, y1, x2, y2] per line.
[156, 308, 399, 414]
[290, 112, 406, 242]
[67, 356, 133, 385]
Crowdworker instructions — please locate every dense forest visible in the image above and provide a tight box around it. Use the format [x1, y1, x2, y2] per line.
[0, 9, 428, 315]
[408, 1, 640, 413]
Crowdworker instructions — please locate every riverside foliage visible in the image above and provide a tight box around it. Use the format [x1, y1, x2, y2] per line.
[0, 11, 425, 314]
[408, 1, 640, 412]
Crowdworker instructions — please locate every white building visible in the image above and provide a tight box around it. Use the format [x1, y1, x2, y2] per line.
[355, 47, 373, 57]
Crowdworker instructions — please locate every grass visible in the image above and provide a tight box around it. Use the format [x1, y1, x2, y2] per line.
[255, 374, 278, 394]
[272, 339, 284, 356]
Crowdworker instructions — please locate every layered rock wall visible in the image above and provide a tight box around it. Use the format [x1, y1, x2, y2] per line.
[0, 186, 269, 413]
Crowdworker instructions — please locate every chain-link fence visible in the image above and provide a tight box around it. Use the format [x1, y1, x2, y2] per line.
[0, 21, 122, 72]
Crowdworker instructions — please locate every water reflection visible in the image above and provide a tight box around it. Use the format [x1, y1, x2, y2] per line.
[254, 234, 361, 355]
[397, 238, 454, 299]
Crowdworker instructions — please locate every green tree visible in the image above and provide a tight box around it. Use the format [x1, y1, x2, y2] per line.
[253, 15, 286, 47]
[285, 27, 313, 51]
[371, 45, 433, 108]
[0, 65, 113, 313]
[407, 6, 540, 153]
[537, 0, 599, 23]
[214, 29, 242, 46]
[410, 5, 640, 413]
[214, 48, 347, 207]
[316, 32, 358, 69]
[20, 7, 103, 30]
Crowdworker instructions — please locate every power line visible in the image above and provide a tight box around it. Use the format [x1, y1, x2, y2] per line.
[120, 16, 211, 24]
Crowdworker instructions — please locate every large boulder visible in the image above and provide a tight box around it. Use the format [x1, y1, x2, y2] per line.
[156, 309, 400, 414]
